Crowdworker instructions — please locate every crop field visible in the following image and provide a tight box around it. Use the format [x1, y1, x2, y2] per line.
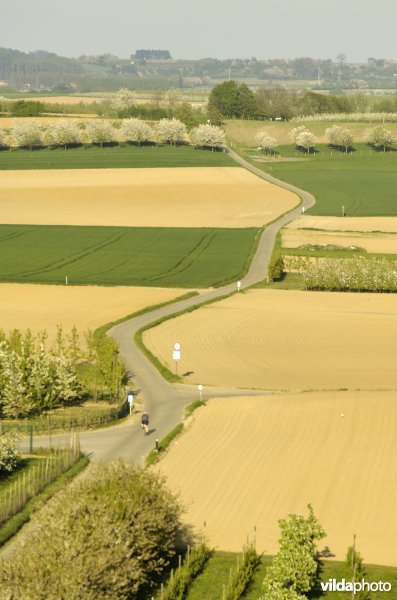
[155, 391, 397, 567]
[0, 167, 297, 228]
[260, 147, 397, 216]
[281, 228, 397, 254]
[143, 289, 397, 390]
[0, 225, 258, 287]
[286, 215, 397, 233]
[0, 283, 187, 342]
[0, 145, 235, 170]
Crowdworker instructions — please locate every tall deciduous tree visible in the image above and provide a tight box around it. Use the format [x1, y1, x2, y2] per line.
[367, 125, 394, 151]
[11, 120, 43, 150]
[121, 117, 153, 146]
[262, 505, 325, 598]
[208, 80, 258, 119]
[189, 124, 225, 149]
[255, 130, 278, 154]
[154, 118, 187, 145]
[85, 120, 115, 147]
[111, 88, 136, 117]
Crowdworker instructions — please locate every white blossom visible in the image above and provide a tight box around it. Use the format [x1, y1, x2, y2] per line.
[189, 124, 225, 149]
[11, 120, 43, 149]
[111, 88, 136, 116]
[154, 118, 187, 145]
[255, 130, 278, 153]
[121, 118, 153, 146]
[85, 120, 115, 147]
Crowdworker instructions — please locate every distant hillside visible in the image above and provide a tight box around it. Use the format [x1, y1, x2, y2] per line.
[1, 47, 397, 93]
[0, 47, 181, 92]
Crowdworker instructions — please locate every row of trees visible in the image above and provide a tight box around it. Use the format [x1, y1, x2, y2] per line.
[0, 118, 225, 150]
[0, 327, 127, 419]
[255, 125, 395, 154]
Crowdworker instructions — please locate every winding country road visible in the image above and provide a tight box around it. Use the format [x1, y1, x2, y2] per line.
[19, 150, 315, 463]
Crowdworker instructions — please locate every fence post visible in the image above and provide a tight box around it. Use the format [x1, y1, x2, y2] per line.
[29, 425, 33, 453]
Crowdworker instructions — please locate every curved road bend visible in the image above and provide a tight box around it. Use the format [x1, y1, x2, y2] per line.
[20, 151, 315, 463]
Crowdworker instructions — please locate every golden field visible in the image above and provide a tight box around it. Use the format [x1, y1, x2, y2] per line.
[281, 228, 397, 254]
[286, 215, 397, 233]
[143, 289, 397, 391]
[155, 391, 397, 566]
[0, 284, 187, 341]
[0, 167, 298, 228]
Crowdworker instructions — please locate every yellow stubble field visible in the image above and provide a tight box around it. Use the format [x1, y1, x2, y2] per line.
[155, 391, 397, 566]
[143, 289, 397, 391]
[0, 284, 187, 342]
[0, 167, 298, 228]
[281, 228, 397, 254]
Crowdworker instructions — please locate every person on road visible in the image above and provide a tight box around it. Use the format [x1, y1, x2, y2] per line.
[141, 413, 149, 435]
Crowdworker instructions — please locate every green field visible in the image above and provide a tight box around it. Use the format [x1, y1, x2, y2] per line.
[243, 144, 397, 216]
[0, 144, 235, 170]
[186, 552, 397, 599]
[0, 225, 258, 287]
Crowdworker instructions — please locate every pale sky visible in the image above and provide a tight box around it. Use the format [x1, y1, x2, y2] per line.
[1, 0, 395, 62]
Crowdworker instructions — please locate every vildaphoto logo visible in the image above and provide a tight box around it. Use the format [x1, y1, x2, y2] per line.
[321, 579, 392, 593]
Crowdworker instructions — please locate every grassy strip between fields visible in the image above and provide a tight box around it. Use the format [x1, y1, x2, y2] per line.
[186, 552, 397, 600]
[145, 400, 206, 467]
[0, 454, 89, 548]
[135, 290, 238, 384]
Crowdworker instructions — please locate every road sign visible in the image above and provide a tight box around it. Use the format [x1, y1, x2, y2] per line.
[237, 281, 241, 291]
[173, 342, 181, 361]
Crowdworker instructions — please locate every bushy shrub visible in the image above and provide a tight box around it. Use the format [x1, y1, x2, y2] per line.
[0, 461, 183, 599]
[268, 254, 284, 281]
[0, 433, 20, 474]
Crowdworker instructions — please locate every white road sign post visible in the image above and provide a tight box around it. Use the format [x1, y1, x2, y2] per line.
[173, 342, 181, 375]
[198, 384, 203, 402]
[127, 391, 134, 414]
[237, 281, 241, 292]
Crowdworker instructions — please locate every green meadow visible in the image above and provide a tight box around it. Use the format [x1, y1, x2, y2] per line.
[0, 225, 258, 287]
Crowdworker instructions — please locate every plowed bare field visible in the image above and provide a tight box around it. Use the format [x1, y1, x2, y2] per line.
[143, 289, 397, 391]
[0, 167, 298, 228]
[155, 391, 397, 566]
[0, 284, 186, 341]
[281, 228, 397, 254]
[286, 215, 397, 233]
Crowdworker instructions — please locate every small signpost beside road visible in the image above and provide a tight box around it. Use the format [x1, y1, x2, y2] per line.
[237, 281, 241, 292]
[173, 342, 181, 375]
[198, 384, 203, 402]
[127, 391, 134, 414]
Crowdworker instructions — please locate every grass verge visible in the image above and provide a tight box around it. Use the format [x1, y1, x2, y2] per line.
[0, 454, 89, 548]
[145, 400, 206, 467]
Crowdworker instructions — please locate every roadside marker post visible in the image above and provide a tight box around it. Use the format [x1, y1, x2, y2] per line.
[237, 280, 241, 292]
[198, 384, 203, 402]
[127, 391, 134, 414]
[173, 342, 181, 375]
